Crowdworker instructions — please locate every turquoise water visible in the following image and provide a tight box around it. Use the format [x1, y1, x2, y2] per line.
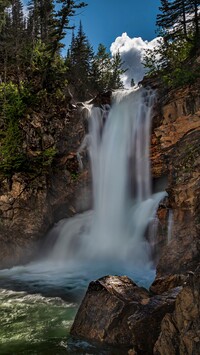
[0, 262, 155, 354]
[0, 288, 76, 354]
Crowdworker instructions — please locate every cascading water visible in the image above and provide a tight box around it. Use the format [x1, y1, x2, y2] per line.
[0, 86, 167, 354]
[0, 87, 167, 285]
[50, 86, 166, 272]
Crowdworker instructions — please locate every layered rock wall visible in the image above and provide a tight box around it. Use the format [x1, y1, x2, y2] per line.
[151, 81, 200, 275]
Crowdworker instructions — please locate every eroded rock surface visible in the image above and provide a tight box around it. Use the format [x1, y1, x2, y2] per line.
[154, 266, 200, 355]
[151, 81, 200, 276]
[71, 275, 181, 353]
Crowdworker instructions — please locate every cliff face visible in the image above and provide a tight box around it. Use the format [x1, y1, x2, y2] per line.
[151, 81, 200, 276]
[154, 266, 200, 354]
[0, 102, 89, 269]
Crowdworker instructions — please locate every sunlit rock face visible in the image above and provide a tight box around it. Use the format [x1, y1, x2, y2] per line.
[150, 80, 200, 276]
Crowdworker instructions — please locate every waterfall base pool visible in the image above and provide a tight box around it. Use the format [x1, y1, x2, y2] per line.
[0, 262, 155, 354]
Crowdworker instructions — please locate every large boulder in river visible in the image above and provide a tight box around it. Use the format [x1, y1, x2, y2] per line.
[71, 275, 149, 346]
[70, 275, 181, 353]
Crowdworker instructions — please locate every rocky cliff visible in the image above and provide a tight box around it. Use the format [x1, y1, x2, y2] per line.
[151, 80, 200, 276]
[0, 99, 89, 268]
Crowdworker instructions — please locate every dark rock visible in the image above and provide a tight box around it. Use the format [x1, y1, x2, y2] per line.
[70, 275, 181, 353]
[154, 266, 200, 355]
[150, 274, 187, 295]
[89, 90, 112, 106]
[71, 275, 150, 346]
[0, 102, 89, 269]
[128, 287, 181, 353]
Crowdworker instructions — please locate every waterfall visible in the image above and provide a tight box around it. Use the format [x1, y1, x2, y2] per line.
[0, 86, 167, 294]
[50, 87, 167, 271]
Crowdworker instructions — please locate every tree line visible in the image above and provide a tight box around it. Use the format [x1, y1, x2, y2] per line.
[0, 0, 125, 100]
[0, 0, 125, 177]
[145, 0, 200, 87]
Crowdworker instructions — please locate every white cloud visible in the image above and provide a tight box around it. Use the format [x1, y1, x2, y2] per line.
[110, 33, 162, 87]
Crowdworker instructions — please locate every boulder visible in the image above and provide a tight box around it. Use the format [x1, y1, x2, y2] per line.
[70, 275, 181, 353]
[71, 275, 150, 346]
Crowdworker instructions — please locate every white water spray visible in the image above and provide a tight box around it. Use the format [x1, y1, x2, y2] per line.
[51, 87, 167, 269]
[0, 87, 167, 291]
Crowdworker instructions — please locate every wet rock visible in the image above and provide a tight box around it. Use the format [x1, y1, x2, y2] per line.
[70, 275, 181, 353]
[71, 275, 150, 346]
[150, 274, 187, 295]
[154, 266, 200, 355]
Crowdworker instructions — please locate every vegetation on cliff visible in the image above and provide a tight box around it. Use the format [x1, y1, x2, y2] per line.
[144, 0, 200, 87]
[0, 0, 125, 177]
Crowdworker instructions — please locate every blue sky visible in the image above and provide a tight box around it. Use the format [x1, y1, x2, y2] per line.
[65, 0, 162, 86]
[66, 0, 161, 52]
[23, 0, 162, 86]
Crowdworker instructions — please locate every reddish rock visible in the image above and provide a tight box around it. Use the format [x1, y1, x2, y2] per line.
[150, 80, 200, 275]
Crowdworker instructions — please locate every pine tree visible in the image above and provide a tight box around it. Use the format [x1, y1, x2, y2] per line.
[0, 7, 12, 83]
[27, 0, 55, 43]
[156, 0, 189, 40]
[186, 0, 200, 45]
[91, 43, 112, 92]
[0, 0, 26, 87]
[109, 51, 125, 90]
[67, 21, 94, 99]
[156, 0, 200, 42]
[41, 0, 87, 89]
[11, 0, 26, 89]
[91, 44, 125, 92]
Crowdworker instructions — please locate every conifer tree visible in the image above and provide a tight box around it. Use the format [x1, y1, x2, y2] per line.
[156, 0, 189, 40]
[0, 7, 12, 83]
[27, 0, 55, 43]
[0, 0, 11, 31]
[156, 0, 200, 42]
[91, 43, 112, 92]
[41, 0, 87, 89]
[91, 44, 125, 92]
[0, 0, 26, 87]
[67, 21, 94, 99]
[109, 51, 125, 90]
